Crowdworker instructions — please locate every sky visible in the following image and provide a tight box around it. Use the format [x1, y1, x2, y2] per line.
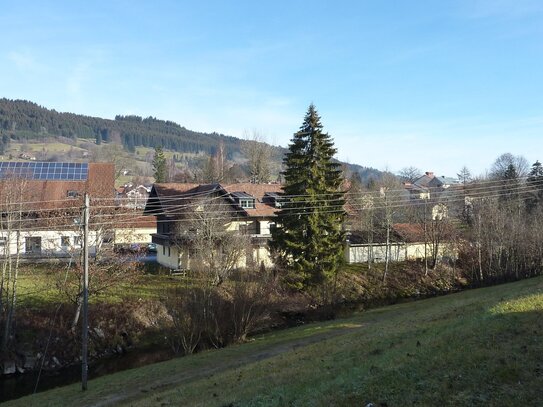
[1, 0, 542, 177]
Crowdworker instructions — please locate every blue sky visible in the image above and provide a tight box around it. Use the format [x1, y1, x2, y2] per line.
[1, 0, 542, 176]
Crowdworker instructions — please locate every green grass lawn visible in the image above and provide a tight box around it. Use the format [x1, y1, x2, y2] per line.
[6, 276, 543, 406]
[16, 266, 189, 307]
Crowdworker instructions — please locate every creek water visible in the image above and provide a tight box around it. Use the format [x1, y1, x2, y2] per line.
[0, 347, 172, 403]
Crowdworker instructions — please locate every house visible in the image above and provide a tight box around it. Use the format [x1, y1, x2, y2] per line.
[112, 211, 157, 249]
[18, 153, 36, 161]
[116, 183, 152, 209]
[143, 182, 282, 270]
[345, 228, 406, 263]
[0, 162, 114, 260]
[404, 171, 445, 200]
[345, 223, 457, 264]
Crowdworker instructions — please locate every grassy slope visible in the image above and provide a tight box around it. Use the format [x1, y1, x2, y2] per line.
[5, 276, 543, 406]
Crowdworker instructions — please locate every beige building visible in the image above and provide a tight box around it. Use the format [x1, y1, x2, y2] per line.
[0, 162, 114, 261]
[144, 182, 282, 271]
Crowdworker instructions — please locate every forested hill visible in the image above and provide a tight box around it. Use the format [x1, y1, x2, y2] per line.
[0, 98, 242, 158]
[0, 98, 383, 182]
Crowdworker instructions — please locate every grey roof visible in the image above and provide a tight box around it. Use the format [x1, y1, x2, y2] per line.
[231, 192, 255, 199]
[413, 174, 443, 189]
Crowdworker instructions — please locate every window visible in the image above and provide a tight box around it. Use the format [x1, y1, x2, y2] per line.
[159, 222, 171, 234]
[61, 236, 70, 247]
[162, 245, 166, 255]
[67, 190, 79, 198]
[73, 236, 82, 246]
[0, 237, 6, 247]
[240, 199, 255, 209]
[239, 223, 248, 234]
[25, 237, 42, 254]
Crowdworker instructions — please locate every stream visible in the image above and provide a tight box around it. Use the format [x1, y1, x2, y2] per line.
[0, 288, 455, 403]
[0, 347, 172, 403]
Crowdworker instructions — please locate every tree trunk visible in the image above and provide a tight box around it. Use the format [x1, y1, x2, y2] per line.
[383, 221, 390, 283]
[71, 293, 83, 331]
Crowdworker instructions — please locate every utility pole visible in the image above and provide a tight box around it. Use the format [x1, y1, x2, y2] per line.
[82, 193, 89, 391]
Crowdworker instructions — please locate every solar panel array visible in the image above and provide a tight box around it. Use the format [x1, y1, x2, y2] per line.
[0, 162, 89, 181]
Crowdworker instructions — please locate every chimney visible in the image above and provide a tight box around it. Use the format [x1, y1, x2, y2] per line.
[425, 172, 434, 177]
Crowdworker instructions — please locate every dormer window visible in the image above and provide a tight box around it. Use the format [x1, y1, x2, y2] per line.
[231, 192, 255, 209]
[240, 199, 255, 209]
[264, 192, 283, 208]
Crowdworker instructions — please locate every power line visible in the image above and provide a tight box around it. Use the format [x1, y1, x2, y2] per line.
[1, 178, 542, 233]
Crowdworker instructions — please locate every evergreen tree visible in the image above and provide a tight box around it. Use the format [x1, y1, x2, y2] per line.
[271, 104, 345, 290]
[153, 146, 167, 183]
[501, 163, 519, 201]
[526, 160, 543, 211]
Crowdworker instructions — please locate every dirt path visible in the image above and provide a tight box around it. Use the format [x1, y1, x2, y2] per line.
[92, 323, 364, 407]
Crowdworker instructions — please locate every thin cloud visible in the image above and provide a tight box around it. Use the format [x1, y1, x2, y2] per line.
[461, 0, 543, 20]
[7, 51, 40, 71]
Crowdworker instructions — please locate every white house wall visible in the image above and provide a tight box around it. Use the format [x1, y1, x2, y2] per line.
[346, 243, 405, 264]
[156, 243, 181, 269]
[258, 220, 275, 236]
[114, 227, 155, 245]
[346, 242, 457, 264]
[0, 230, 99, 257]
[251, 245, 274, 268]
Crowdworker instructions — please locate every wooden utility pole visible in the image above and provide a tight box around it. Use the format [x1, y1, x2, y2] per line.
[82, 193, 89, 391]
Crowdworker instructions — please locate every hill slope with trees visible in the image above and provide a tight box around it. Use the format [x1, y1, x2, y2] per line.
[0, 98, 382, 183]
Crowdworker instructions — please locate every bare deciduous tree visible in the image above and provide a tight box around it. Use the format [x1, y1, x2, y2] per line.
[375, 173, 402, 282]
[398, 166, 422, 183]
[0, 176, 27, 351]
[176, 197, 248, 286]
[490, 153, 529, 179]
[457, 165, 472, 185]
[243, 130, 271, 184]
[54, 205, 142, 330]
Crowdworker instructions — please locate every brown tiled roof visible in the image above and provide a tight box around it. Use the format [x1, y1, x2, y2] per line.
[223, 183, 283, 217]
[145, 183, 216, 216]
[144, 183, 226, 216]
[153, 183, 200, 196]
[0, 162, 114, 211]
[113, 213, 157, 229]
[393, 223, 425, 243]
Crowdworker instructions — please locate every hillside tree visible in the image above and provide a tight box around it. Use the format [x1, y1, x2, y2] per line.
[153, 146, 167, 183]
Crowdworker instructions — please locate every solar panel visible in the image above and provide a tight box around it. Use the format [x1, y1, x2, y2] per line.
[0, 162, 89, 181]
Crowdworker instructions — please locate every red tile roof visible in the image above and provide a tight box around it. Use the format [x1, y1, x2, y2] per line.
[223, 183, 283, 217]
[393, 223, 426, 243]
[0, 163, 114, 210]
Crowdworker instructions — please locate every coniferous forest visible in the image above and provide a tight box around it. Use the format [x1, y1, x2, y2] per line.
[0, 98, 381, 182]
[0, 98, 242, 158]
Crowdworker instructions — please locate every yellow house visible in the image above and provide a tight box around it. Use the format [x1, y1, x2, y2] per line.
[144, 182, 282, 271]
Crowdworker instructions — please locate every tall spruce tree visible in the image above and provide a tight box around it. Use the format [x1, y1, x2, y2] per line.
[153, 146, 167, 183]
[271, 104, 345, 289]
